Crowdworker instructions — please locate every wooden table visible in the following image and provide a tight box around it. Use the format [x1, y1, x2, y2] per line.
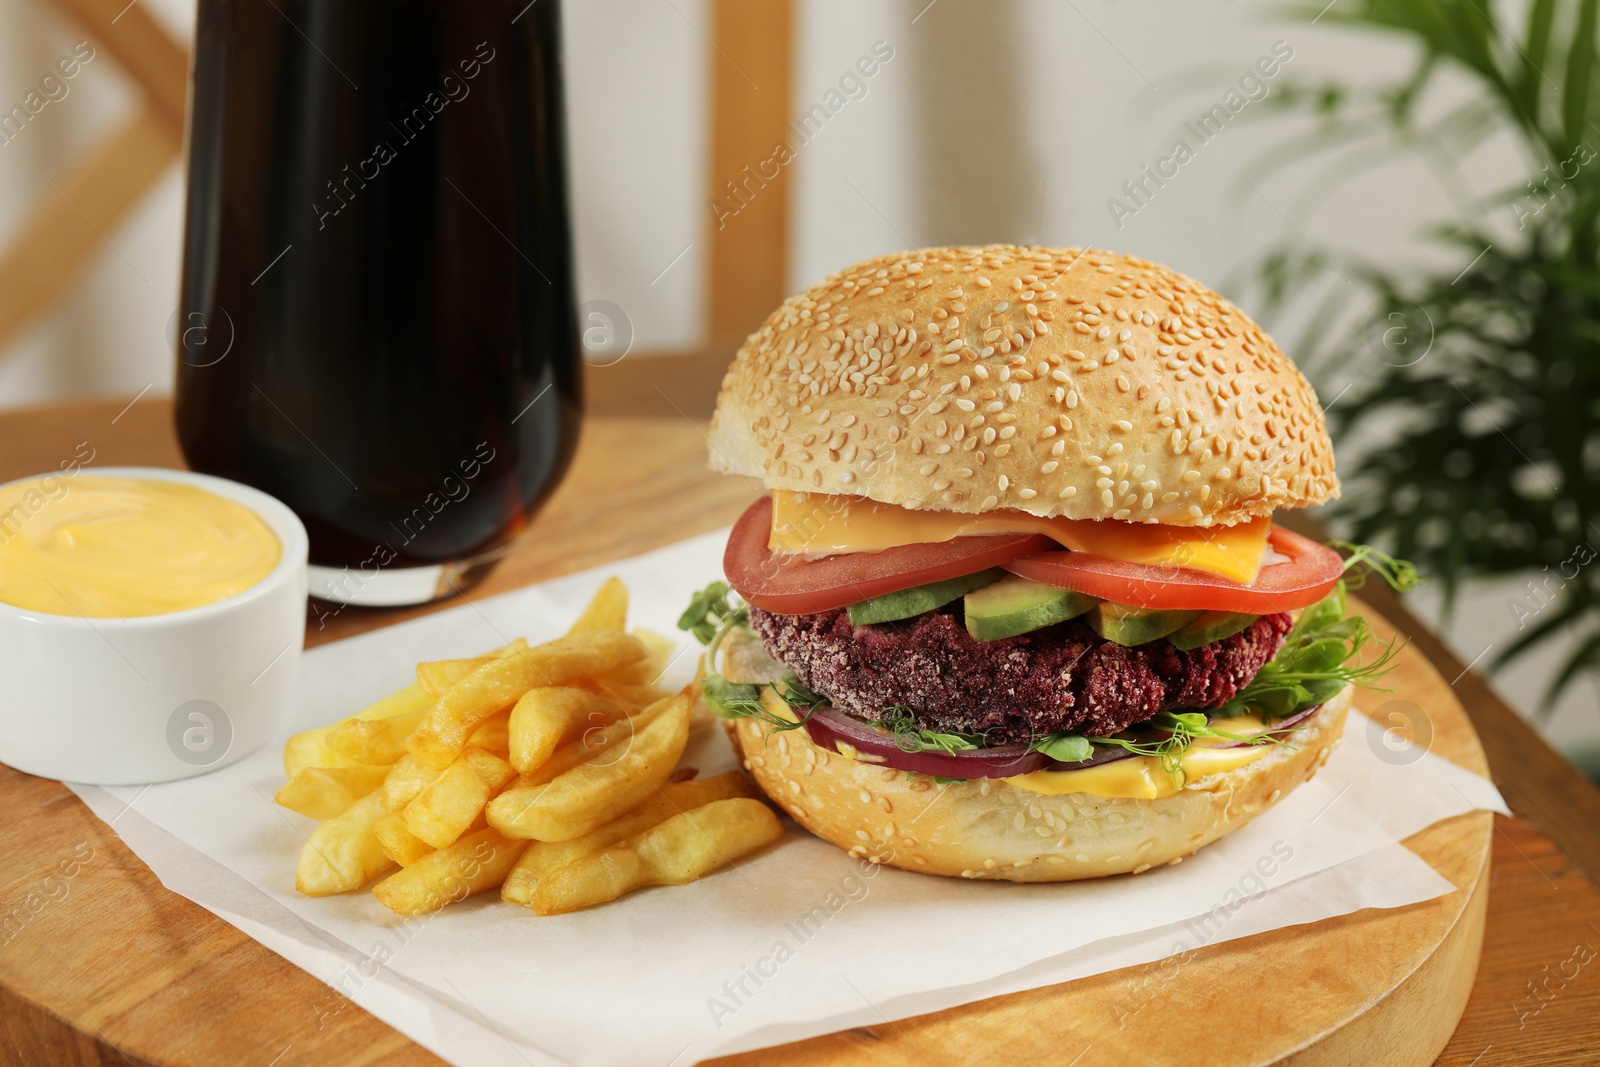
[0, 396, 1597, 1066]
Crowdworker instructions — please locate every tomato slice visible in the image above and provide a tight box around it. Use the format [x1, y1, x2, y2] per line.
[1004, 526, 1344, 613]
[724, 496, 1054, 614]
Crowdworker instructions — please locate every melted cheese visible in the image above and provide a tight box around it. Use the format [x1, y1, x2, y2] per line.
[768, 490, 1271, 585]
[1003, 716, 1280, 799]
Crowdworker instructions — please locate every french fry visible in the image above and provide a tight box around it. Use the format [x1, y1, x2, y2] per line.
[372, 828, 528, 916]
[507, 687, 623, 774]
[494, 689, 675, 804]
[381, 753, 442, 812]
[502, 771, 759, 906]
[418, 658, 489, 698]
[466, 709, 512, 754]
[283, 724, 358, 776]
[284, 680, 440, 775]
[417, 639, 529, 697]
[530, 798, 781, 915]
[402, 748, 516, 849]
[586, 677, 659, 713]
[375, 813, 435, 866]
[295, 790, 393, 896]
[407, 631, 647, 765]
[357, 680, 439, 721]
[567, 576, 628, 634]
[486, 689, 691, 842]
[275, 764, 390, 820]
[326, 708, 426, 766]
[611, 627, 676, 687]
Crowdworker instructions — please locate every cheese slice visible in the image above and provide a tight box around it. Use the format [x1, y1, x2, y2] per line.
[768, 490, 1272, 585]
[1002, 723, 1278, 800]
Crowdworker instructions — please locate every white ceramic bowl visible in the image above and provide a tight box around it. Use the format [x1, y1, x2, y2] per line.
[0, 466, 308, 784]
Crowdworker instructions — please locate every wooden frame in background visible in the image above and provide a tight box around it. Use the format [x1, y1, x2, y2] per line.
[0, 0, 187, 349]
[586, 0, 795, 418]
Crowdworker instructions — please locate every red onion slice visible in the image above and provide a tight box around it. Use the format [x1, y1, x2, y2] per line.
[801, 705, 1047, 778]
[792, 702, 1325, 780]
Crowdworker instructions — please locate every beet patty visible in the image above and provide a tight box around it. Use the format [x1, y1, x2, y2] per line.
[748, 605, 1292, 744]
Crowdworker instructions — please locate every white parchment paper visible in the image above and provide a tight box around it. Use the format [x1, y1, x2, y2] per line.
[69, 529, 1507, 1066]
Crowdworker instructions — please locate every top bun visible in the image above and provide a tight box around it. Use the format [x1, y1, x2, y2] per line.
[708, 245, 1338, 526]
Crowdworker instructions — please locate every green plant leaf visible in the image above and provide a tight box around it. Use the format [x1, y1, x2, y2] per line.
[1031, 733, 1094, 763]
[1522, 0, 1559, 118]
[1564, 0, 1599, 152]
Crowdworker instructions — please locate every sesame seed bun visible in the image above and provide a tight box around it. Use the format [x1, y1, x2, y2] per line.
[708, 245, 1338, 526]
[722, 629, 1350, 881]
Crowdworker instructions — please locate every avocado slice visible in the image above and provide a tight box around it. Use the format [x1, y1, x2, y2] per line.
[964, 575, 1098, 642]
[846, 569, 1003, 626]
[1167, 610, 1259, 650]
[1088, 601, 1203, 646]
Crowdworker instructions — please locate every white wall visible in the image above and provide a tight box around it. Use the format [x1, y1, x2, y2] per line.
[0, 0, 1592, 762]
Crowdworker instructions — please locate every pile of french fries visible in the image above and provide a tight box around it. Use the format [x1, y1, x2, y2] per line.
[275, 578, 782, 916]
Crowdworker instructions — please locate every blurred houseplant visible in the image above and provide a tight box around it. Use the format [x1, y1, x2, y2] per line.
[1248, 0, 1600, 715]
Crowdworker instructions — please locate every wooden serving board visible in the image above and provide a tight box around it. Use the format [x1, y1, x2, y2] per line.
[0, 405, 1490, 1067]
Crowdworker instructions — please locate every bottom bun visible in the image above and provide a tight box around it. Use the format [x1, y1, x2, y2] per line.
[722, 631, 1350, 882]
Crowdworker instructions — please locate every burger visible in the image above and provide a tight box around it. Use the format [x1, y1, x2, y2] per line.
[678, 245, 1411, 882]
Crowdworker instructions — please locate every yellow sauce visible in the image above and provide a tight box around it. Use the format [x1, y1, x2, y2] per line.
[0, 475, 281, 618]
[768, 490, 1272, 585]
